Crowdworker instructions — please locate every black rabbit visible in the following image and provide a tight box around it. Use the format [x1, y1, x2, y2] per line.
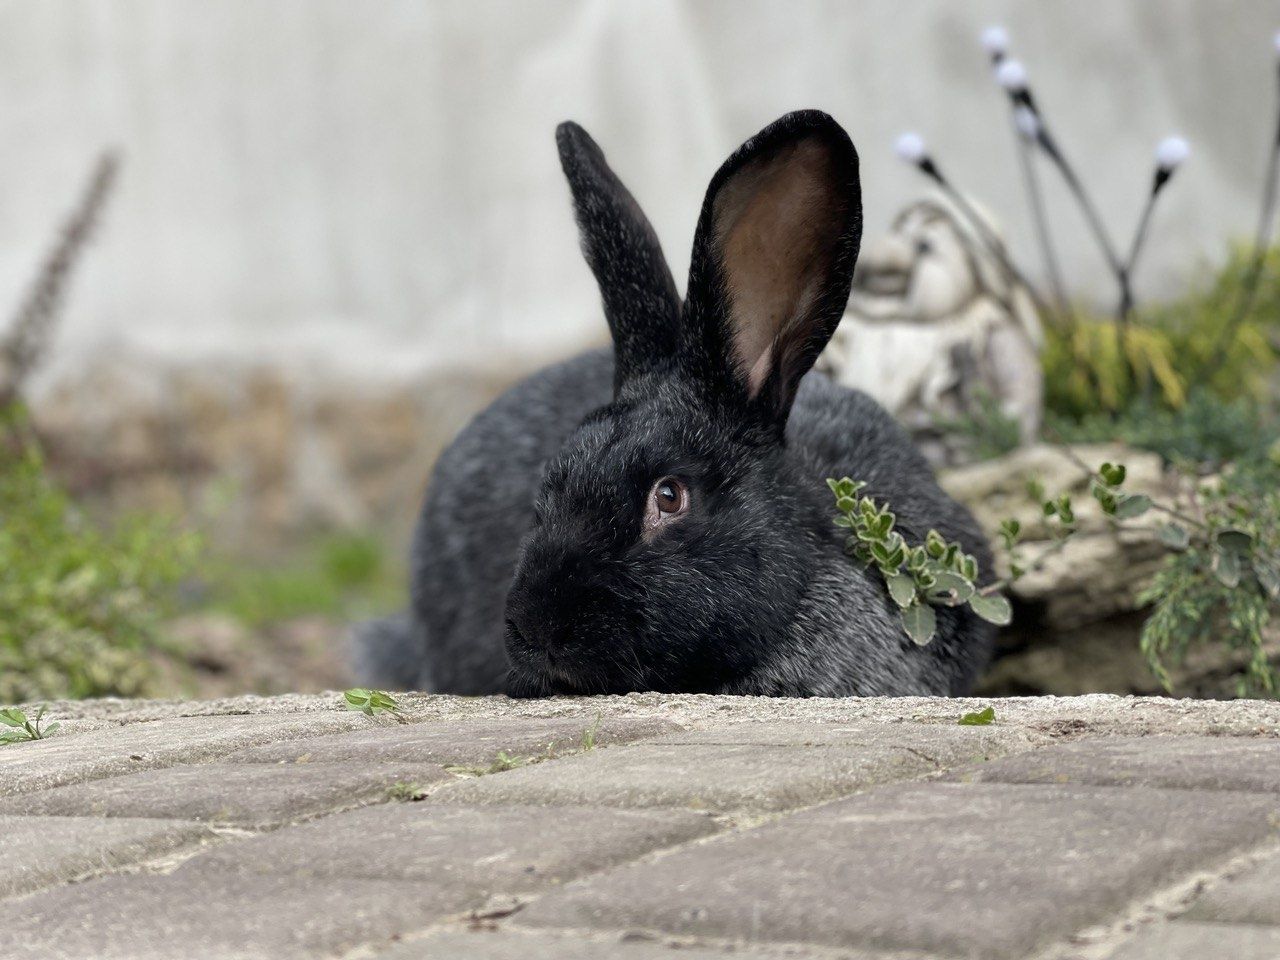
[355, 110, 996, 698]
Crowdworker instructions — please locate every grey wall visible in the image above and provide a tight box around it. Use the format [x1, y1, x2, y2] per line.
[1, 0, 1275, 389]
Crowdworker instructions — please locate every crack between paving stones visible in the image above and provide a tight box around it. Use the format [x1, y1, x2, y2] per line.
[1027, 836, 1280, 960]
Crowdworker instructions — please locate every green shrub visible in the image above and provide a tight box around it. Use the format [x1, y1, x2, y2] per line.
[1042, 244, 1279, 422]
[0, 413, 199, 701]
[1140, 460, 1280, 697]
[1049, 390, 1280, 469]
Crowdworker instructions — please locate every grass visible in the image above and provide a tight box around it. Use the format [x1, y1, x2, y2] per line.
[442, 717, 606, 779]
[206, 533, 402, 627]
[387, 781, 430, 802]
[0, 704, 60, 744]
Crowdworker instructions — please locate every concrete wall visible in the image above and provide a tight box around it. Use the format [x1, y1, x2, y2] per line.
[0, 0, 1276, 388]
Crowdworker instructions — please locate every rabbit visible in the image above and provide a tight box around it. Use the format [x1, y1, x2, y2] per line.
[353, 110, 996, 698]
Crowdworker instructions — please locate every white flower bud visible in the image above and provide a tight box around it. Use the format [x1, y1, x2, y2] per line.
[981, 25, 1009, 57]
[894, 131, 928, 165]
[996, 58, 1028, 92]
[1155, 135, 1189, 172]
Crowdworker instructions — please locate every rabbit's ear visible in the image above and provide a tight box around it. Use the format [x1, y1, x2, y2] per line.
[557, 122, 681, 396]
[682, 111, 861, 429]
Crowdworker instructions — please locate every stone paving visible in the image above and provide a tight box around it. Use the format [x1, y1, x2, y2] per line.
[1, 692, 1278, 959]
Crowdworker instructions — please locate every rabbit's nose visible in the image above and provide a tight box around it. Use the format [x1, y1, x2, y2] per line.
[506, 541, 595, 653]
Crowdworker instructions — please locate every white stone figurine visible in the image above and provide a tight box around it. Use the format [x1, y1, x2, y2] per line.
[818, 197, 1044, 463]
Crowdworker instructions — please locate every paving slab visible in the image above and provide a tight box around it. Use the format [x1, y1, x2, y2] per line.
[372, 929, 860, 959]
[946, 734, 1280, 792]
[649, 721, 1041, 759]
[0, 762, 451, 827]
[1182, 848, 1280, 924]
[0, 713, 375, 797]
[227, 715, 678, 765]
[190, 802, 717, 888]
[0, 804, 717, 960]
[0, 815, 212, 898]
[430, 723, 1031, 814]
[514, 781, 1280, 960]
[1104, 921, 1280, 960]
[0, 868, 463, 960]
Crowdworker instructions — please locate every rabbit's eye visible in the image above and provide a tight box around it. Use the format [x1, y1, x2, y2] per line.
[643, 476, 689, 539]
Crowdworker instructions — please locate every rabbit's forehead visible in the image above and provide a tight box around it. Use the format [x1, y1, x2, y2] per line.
[543, 403, 729, 495]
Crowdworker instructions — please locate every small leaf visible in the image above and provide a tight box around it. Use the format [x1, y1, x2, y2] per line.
[826, 478, 841, 495]
[1092, 485, 1117, 515]
[1215, 529, 1254, 556]
[42, 722, 61, 737]
[0, 709, 26, 728]
[1099, 462, 1126, 487]
[958, 706, 996, 726]
[1158, 523, 1190, 550]
[886, 571, 916, 608]
[835, 496, 856, 513]
[1254, 557, 1280, 600]
[927, 570, 975, 604]
[1213, 549, 1242, 589]
[900, 602, 937, 646]
[833, 515, 853, 528]
[969, 593, 1013, 626]
[1112, 494, 1151, 519]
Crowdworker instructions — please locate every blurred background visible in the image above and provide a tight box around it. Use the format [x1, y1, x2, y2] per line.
[4, 1, 1280, 703]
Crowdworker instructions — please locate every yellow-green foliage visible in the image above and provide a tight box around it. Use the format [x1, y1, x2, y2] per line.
[0, 413, 199, 701]
[1043, 244, 1280, 420]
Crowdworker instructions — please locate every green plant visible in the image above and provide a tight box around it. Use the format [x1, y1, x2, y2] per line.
[935, 391, 1022, 463]
[1048, 390, 1279, 468]
[831, 447, 1280, 697]
[958, 706, 995, 726]
[342, 687, 401, 718]
[1042, 246, 1279, 424]
[445, 749, 541, 778]
[386, 781, 430, 802]
[0, 704, 60, 744]
[0, 413, 200, 701]
[210, 533, 398, 627]
[580, 713, 602, 751]
[827, 478, 1012, 645]
[1140, 464, 1280, 697]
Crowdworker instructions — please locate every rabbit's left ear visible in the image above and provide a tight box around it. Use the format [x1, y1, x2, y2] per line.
[681, 111, 861, 430]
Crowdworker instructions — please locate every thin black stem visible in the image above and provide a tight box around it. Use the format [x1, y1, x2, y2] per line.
[1015, 131, 1069, 316]
[920, 159, 1053, 318]
[1033, 123, 1141, 391]
[1037, 127, 1127, 282]
[1123, 177, 1165, 280]
[1045, 423, 1209, 531]
[1198, 100, 1280, 385]
[1120, 177, 1169, 401]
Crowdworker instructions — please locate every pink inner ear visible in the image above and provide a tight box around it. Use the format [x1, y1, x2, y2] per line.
[712, 137, 843, 398]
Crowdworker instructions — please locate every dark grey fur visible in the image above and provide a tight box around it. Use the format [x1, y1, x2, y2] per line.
[353, 111, 995, 698]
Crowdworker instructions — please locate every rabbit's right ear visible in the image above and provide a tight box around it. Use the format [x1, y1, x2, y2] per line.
[557, 122, 681, 397]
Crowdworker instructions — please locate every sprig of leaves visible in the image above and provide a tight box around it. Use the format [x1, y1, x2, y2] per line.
[0, 704, 59, 745]
[1139, 465, 1280, 696]
[342, 688, 402, 719]
[828, 478, 1012, 645]
[958, 706, 996, 726]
